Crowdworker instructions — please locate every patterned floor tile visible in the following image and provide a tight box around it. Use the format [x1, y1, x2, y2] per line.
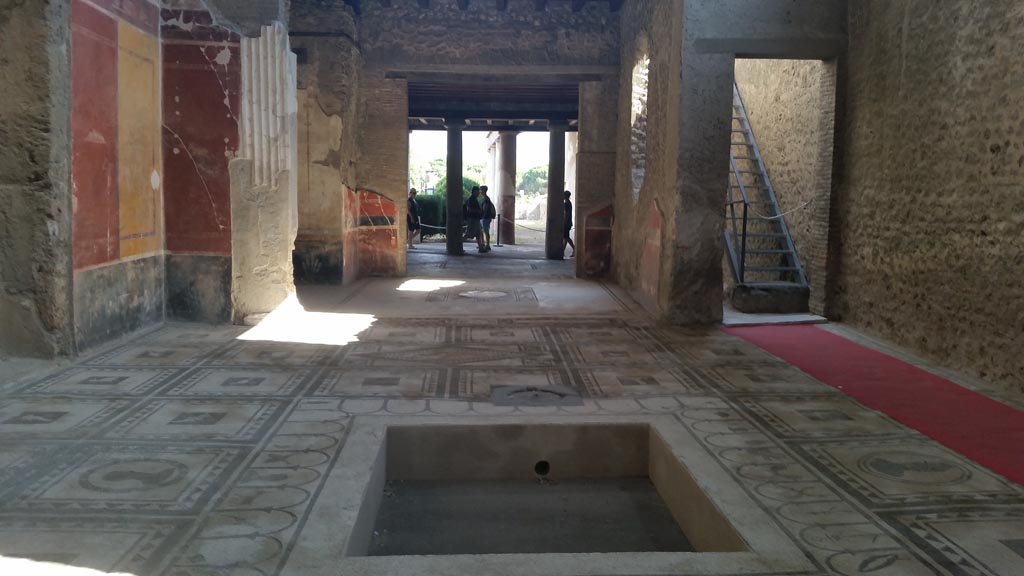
[13, 367, 187, 397]
[0, 309, 1021, 576]
[312, 367, 444, 397]
[4, 445, 247, 513]
[106, 399, 287, 442]
[163, 367, 316, 398]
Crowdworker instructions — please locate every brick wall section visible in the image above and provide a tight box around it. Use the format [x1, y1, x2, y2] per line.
[356, 71, 408, 275]
[734, 60, 837, 315]
[836, 1, 1024, 391]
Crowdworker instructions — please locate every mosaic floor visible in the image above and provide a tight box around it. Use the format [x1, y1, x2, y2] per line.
[1, 305, 1023, 574]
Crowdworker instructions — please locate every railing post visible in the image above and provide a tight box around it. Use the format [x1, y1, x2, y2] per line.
[495, 214, 502, 247]
[740, 203, 748, 284]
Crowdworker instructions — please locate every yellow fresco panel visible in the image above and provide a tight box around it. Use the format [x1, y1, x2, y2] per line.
[117, 22, 162, 258]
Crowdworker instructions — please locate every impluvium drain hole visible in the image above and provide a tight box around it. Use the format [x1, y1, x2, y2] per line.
[534, 460, 551, 477]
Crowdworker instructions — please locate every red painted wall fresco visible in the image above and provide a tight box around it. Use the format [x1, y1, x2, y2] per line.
[355, 190, 400, 277]
[343, 187, 361, 283]
[640, 203, 662, 304]
[161, 9, 241, 255]
[583, 205, 613, 278]
[71, 0, 119, 268]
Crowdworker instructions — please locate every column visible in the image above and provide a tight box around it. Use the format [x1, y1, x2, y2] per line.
[545, 125, 566, 260]
[446, 123, 465, 255]
[496, 131, 517, 245]
[666, 49, 735, 323]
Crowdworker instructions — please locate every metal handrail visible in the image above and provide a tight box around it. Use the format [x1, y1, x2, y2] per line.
[731, 83, 807, 286]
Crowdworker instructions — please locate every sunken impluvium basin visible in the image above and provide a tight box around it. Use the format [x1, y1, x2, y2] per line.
[283, 415, 813, 576]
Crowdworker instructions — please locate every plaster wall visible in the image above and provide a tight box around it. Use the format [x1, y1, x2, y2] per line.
[613, 0, 682, 312]
[0, 0, 74, 357]
[292, 1, 362, 283]
[734, 59, 837, 314]
[160, 8, 240, 323]
[69, 0, 165, 350]
[836, 1, 1024, 391]
[355, 70, 407, 277]
[577, 77, 618, 278]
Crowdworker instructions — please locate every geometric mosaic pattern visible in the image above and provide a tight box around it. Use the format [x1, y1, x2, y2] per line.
[0, 315, 1022, 575]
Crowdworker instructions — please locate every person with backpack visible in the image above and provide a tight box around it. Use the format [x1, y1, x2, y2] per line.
[463, 186, 485, 253]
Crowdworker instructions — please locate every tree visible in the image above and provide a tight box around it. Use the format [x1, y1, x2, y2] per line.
[434, 175, 482, 201]
[517, 165, 548, 195]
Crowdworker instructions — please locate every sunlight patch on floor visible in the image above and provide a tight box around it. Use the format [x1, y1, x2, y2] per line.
[396, 279, 466, 292]
[238, 294, 376, 346]
[0, 557, 135, 576]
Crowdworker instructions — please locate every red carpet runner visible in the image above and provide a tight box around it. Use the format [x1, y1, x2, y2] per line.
[724, 324, 1024, 486]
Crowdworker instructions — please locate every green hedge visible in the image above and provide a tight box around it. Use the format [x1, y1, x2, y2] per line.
[417, 176, 482, 238]
[415, 194, 446, 237]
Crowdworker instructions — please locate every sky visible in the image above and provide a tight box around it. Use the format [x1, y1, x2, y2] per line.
[410, 131, 551, 172]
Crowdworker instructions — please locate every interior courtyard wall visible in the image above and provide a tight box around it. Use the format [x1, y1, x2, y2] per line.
[291, 0, 361, 284]
[69, 0, 165, 350]
[734, 59, 837, 315]
[837, 1, 1024, 391]
[0, 0, 74, 357]
[612, 0, 683, 313]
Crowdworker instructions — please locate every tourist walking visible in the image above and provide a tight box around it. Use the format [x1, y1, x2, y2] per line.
[463, 186, 485, 253]
[480, 185, 496, 252]
[563, 190, 576, 258]
[407, 188, 421, 249]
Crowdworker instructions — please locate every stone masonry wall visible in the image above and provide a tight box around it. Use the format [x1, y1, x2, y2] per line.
[734, 59, 837, 315]
[0, 0, 74, 357]
[837, 1, 1024, 391]
[359, 0, 619, 68]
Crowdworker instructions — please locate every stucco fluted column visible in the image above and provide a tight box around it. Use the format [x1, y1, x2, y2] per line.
[545, 125, 566, 260]
[496, 131, 518, 245]
[446, 123, 465, 255]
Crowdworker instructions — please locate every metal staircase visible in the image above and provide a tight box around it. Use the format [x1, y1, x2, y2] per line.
[725, 83, 808, 300]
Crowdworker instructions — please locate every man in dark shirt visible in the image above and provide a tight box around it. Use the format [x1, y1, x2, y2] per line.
[480, 185, 496, 253]
[563, 190, 576, 258]
[463, 186, 485, 253]
[407, 188, 421, 249]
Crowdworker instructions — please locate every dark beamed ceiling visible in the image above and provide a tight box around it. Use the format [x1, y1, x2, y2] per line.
[342, 0, 625, 15]
[407, 81, 580, 130]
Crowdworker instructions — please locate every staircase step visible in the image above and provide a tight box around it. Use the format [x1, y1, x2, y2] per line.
[746, 266, 801, 272]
